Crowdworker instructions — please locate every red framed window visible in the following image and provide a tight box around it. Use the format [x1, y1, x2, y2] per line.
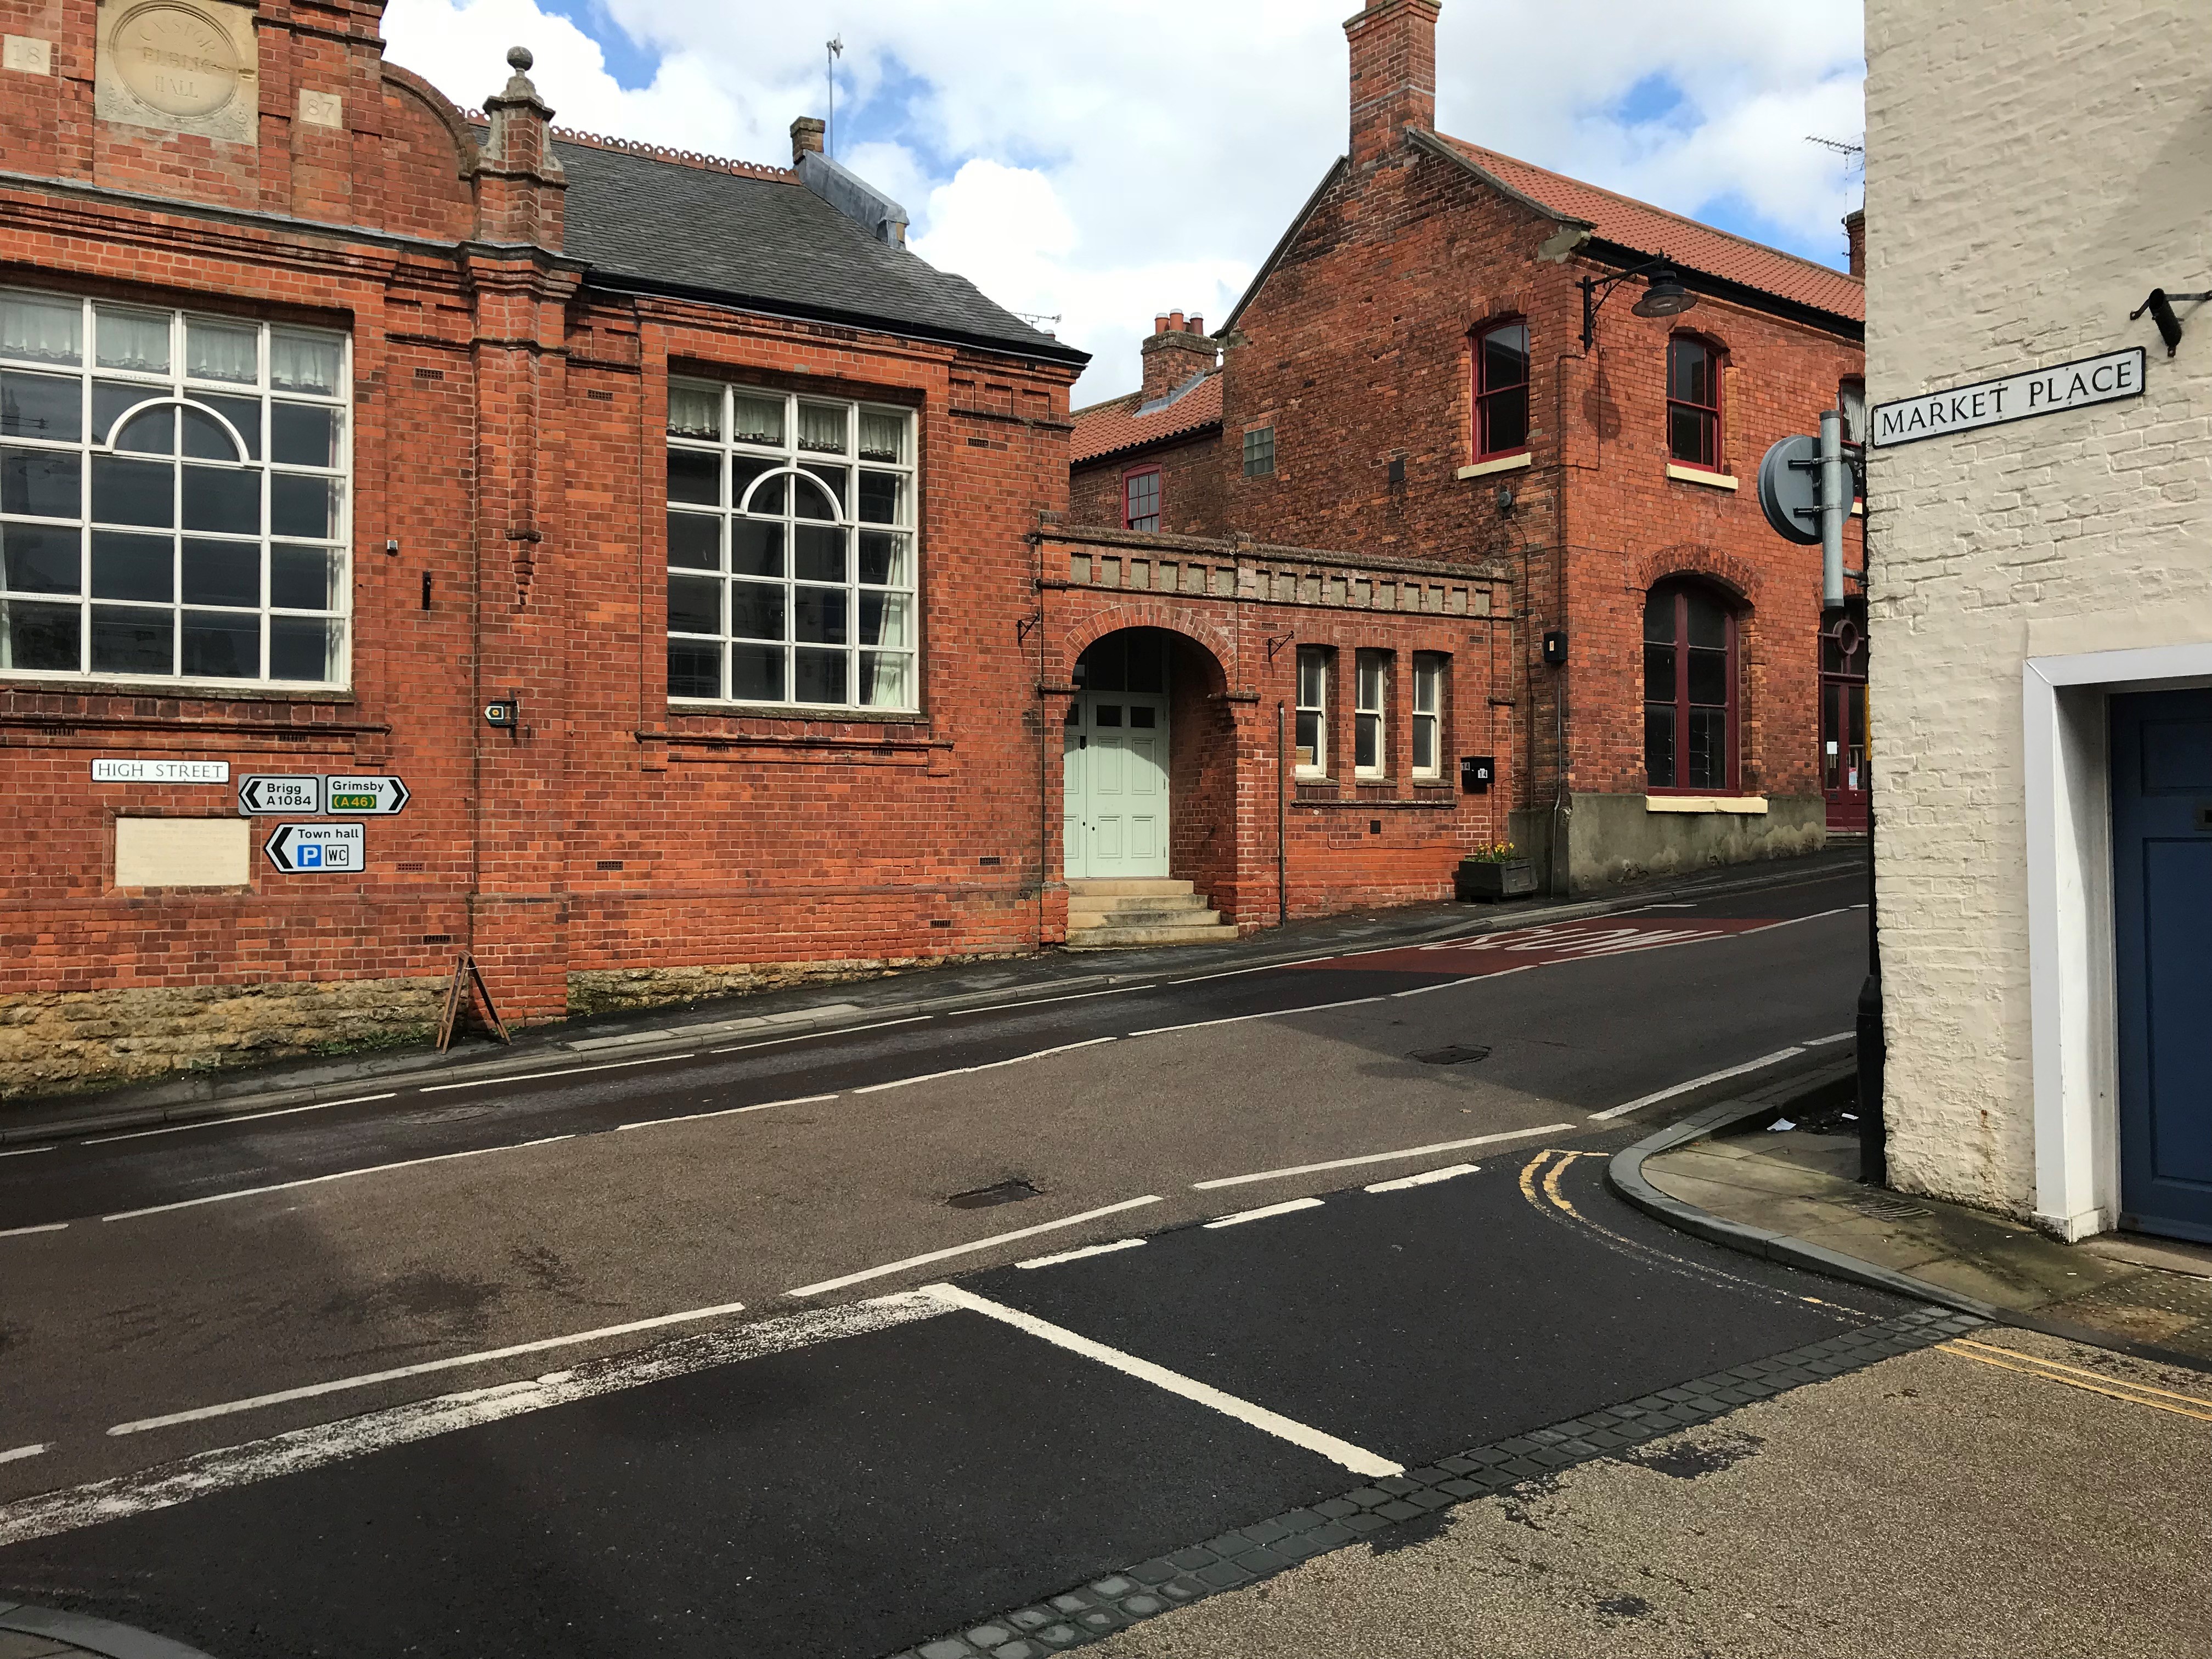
[1644, 578, 1739, 792]
[1666, 335, 1722, 470]
[1473, 320, 1530, 459]
[1839, 377, 1867, 503]
[1123, 466, 1161, 532]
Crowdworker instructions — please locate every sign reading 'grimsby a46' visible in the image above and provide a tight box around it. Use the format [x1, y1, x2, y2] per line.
[1870, 347, 2145, 448]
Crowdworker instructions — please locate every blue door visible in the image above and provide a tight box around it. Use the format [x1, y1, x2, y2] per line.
[2111, 689, 2212, 1243]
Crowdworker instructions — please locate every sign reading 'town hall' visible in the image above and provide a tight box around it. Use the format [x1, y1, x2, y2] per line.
[1870, 347, 2146, 447]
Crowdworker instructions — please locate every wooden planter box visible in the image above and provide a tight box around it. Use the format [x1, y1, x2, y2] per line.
[1456, 859, 1537, 902]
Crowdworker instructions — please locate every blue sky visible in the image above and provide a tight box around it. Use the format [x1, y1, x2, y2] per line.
[385, 1, 1865, 400]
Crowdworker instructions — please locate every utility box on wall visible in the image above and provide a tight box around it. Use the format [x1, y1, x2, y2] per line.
[1460, 755, 1494, 794]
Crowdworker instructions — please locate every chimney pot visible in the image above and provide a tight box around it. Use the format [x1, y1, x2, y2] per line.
[1154, 314, 1171, 335]
[1189, 316, 1204, 335]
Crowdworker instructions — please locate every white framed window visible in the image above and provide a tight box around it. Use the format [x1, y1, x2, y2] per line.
[665, 380, 917, 710]
[1355, 648, 1388, 777]
[1412, 653, 1445, 779]
[1295, 644, 1328, 776]
[0, 290, 351, 688]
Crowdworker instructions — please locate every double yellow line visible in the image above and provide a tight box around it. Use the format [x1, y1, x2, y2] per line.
[1938, 1338, 2212, 1424]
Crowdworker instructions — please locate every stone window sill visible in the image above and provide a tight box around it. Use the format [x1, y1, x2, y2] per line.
[1646, 794, 1768, 815]
[1457, 452, 1532, 481]
[1666, 464, 1739, 491]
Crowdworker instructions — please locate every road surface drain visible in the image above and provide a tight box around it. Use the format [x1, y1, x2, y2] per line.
[1410, 1045, 1492, 1065]
[1849, 1194, 1931, 1221]
[946, 1178, 1040, 1209]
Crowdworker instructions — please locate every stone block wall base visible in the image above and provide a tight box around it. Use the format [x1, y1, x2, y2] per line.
[1566, 791, 1827, 894]
[564, 952, 1028, 1018]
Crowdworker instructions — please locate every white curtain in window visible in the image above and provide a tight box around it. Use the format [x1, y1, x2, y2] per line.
[797, 402, 846, 453]
[97, 309, 169, 374]
[187, 320, 258, 384]
[1, 296, 81, 365]
[270, 330, 341, 395]
[668, 383, 721, 439]
[732, 393, 782, 445]
[864, 652, 909, 708]
[858, 410, 905, 464]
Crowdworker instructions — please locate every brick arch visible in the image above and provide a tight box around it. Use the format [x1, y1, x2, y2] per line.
[1628, 544, 1765, 612]
[1058, 606, 1235, 681]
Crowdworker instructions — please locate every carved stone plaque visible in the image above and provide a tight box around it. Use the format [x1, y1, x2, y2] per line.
[95, 0, 258, 146]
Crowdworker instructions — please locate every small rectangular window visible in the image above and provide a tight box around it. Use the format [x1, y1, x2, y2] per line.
[1667, 336, 1721, 470]
[1474, 323, 1530, 459]
[1124, 467, 1160, 532]
[1243, 426, 1276, 477]
[1295, 644, 1328, 776]
[1412, 653, 1444, 779]
[1355, 650, 1387, 777]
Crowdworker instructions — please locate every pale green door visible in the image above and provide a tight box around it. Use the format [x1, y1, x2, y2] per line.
[1063, 691, 1171, 878]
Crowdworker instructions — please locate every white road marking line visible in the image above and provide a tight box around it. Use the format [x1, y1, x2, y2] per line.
[100, 1135, 578, 1222]
[1630, 903, 1699, 910]
[1167, 954, 1341, 985]
[1586, 1047, 1806, 1121]
[81, 1093, 400, 1146]
[1017, 1238, 1147, 1270]
[420, 1054, 690, 1093]
[0, 1295, 945, 1549]
[1192, 1122, 1572, 1190]
[1128, 995, 1387, 1037]
[850, 1035, 1121, 1094]
[787, 1194, 1164, 1297]
[919, 1283, 1403, 1479]
[0, 1223, 67, 1239]
[1365, 1163, 1481, 1193]
[108, 1297, 757, 1436]
[1803, 1030, 1855, 1046]
[1204, 1197, 1325, 1229]
[0, 1444, 47, 1466]
[617, 1094, 838, 1132]
[0, 1146, 54, 1159]
[706, 1014, 934, 1055]
[947, 986, 1145, 1016]
[1739, 907, 1852, 934]
[1390, 966, 1535, 998]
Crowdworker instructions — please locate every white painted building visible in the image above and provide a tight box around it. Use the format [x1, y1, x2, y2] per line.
[1866, 0, 2212, 1244]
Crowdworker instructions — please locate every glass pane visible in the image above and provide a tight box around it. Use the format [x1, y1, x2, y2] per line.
[182, 610, 259, 677]
[1413, 658, 1441, 714]
[1686, 647, 1728, 707]
[1685, 588, 1727, 649]
[1297, 648, 1325, 708]
[667, 449, 720, 506]
[857, 409, 906, 464]
[92, 455, 171, 527]
[1128, 705, 1156, 729]
[1822, 686, 1841, 789]
[269, 616, 341, 682]
[859, 651, 910, 708]
[1, 294, 81, 366]
[1841, 383, 1867, 444]
[732, 520, 783, 579]
[3, 447, 82, 518]
[184, 466, 262, 535]
[1295, 709, 1321, 768]
[1127, 630, 1166, 693]
[0, 597, 78, 670]
[1093, 704, 1123, 728]
[93, 382, 156, 445]
[859, 592, 908, 648]
[793, 469, 842, 521]
[270, 473, 334, 539]
[1668, 407, 1714, 468]
[731, 393, 783, 447]
[796, 401, 847, 454]
[1, 371, 81, 442]
[1079, 635, 1126, 692]
[1668, 338, 1710, 404]
[91, 605, 172, 673]
[186, 319, 257, 383]
[183, 403, 251, 461]
[1413, 714, 1437, 774]
[794, 524, 844, 583]
[1356, 653, 1384, 710]
[182, 539, 259, 607]
[729, 581, 785, 641]
[1643, 589, 1677, 643]
[1481, 386, 1528, 455]
[1, 524, 78, 594]
[92, 532, 172, 601]
[1688, 706, 1727, 790]
[114, 406, 176, 455]
[1645, 706, 1675, 789]
[270, 403, 336, 467]
[667, 574, 720, 635]
[667, 383, 721, 441]
[668, 639, 723, 699]
[270, 545, 338, 611]
[269, 330, 341, 395]
[97, 309, 170, 374]
[858, 531, 908, 587]
[794, 647, 848, 703]
[1481, 324, 1530, 391]
[858, 471, 903, 525]
[793, 586, 848, 644]
[737, 467, 784, 516]
[730, 643, 783, 701]
[1644, 642, 1675, 702]
[668, 512, 720, 571]
[1356, 712, 1380, 770]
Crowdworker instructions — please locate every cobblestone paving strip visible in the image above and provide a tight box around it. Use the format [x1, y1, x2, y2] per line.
[886, 1307, 1984, 1659]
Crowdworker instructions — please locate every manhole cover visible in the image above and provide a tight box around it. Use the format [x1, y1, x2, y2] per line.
[947, 1178, 1040, 1210]
[1410, 1045, 1492, 1065]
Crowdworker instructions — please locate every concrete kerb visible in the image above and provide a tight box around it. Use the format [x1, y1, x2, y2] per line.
[1, 851, 1866, 1148]
[0, 1601, 217, 1659]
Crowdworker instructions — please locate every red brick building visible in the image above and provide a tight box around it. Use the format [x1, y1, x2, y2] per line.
[1073, 0, 1867, 894]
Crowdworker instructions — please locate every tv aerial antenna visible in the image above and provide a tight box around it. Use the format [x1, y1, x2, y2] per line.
[1807, 134, 1865, 179]
[826, 36, 843, 160]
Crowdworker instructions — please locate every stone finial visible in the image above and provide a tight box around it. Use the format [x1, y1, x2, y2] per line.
[501, 45, 541, 103]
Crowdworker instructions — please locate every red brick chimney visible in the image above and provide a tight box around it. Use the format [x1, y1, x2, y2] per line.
[792, 117, 826, 165]
[1141, 312, 1216, 403]
[1844, 208, 1865, 279]
[1346, 0, 1441, 169]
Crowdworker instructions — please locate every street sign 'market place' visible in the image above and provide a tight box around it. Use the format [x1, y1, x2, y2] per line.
[1870, 347, 2145, 447]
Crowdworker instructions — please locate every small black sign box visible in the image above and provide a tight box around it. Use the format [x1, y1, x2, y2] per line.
[1461, 756, 1495, 794]
[484, 701, 517, 727]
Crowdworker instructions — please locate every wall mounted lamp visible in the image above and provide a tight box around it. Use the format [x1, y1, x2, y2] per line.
[2131, 287, 2210, 357]
[1581, 257, 1698, 351]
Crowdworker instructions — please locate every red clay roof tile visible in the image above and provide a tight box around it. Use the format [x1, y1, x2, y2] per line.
[1070, 371, 1224, 465]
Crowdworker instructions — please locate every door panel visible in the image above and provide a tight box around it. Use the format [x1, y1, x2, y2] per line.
[1064, 692, 1171, 879]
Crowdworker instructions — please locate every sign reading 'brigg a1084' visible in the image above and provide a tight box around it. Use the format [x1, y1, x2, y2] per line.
[1869, 347, 2145, 448]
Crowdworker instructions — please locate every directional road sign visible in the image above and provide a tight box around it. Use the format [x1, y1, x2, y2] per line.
[323, 775, 410, 815]
[264, 822, 365, 873]
[238, 775, 323, 815]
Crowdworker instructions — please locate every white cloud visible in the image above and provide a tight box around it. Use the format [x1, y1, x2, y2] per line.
[382, 1, 1864, 400]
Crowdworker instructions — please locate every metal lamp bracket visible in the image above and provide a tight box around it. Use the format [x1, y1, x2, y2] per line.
[2130, 288, 2210, 358]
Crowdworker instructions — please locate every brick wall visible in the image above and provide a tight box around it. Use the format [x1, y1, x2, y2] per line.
[1069, 425, 1227, 538]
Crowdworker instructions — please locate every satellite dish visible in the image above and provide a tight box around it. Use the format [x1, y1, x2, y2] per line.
[1757, 435, 1823, 546]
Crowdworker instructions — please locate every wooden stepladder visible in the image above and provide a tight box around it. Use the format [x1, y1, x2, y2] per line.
[435, 952, 512, 1052]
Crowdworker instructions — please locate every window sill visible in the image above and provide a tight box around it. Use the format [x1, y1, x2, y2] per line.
[666, 702, 929, 726]
[1645, 794, 1768, 816]
[1665, 464, 1739, 490]
[1457, 452, 1532, 481]
[0, 676, 356, 703]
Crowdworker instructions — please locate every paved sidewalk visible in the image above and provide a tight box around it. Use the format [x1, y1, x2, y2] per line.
[1, 848, 1868, 1146]
[0, 1604, 212, 1659]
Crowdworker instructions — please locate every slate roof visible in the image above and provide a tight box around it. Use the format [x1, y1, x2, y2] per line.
[548, 138, 1086, 365]
[1440, 137, 1864, 324]
[1070, 370, 1224, 465]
